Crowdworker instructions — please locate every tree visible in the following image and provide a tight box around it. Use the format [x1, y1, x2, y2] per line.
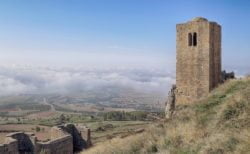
[58, 114, 66, 124]
[36, 126, 41, 132]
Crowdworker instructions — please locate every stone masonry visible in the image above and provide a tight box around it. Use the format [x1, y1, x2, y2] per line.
[176, 17, 221, 104]
[0, 124, 91, 154]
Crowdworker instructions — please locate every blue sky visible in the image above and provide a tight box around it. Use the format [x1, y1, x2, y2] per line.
[0, 0, 249, 74]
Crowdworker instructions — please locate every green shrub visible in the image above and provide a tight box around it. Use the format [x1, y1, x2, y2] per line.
[102, 111, 148, 121]
[163, 138, 171, 148]
[224, 137, 239, 152]
[147, 144, 158, 153]
[36, 126, 41, 132]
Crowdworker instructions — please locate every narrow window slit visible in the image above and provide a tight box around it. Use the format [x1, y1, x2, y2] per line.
[193, 32, 197, 46]
[188, 33, 192, 46]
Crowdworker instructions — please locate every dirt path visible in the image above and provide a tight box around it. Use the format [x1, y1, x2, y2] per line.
[43, 97, 55, 111]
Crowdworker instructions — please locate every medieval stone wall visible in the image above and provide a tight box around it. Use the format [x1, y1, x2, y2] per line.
[0, 124, 91, 154]
[78, 125, 92, 147]
[0, 137, 18, 154]
[50, 126, 69, 140]
[209, 22, 221, 90]
[36, 135, 73, 154]
[7, 132, 36, 154]
[176, 17, 221, 104]
[60, 124, 91, 152]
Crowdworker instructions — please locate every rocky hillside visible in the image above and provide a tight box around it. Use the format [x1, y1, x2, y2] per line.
[84, 77, 250, 154]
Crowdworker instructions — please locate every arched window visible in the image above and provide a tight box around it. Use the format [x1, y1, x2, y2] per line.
[188, 33, 192, 46]
[193, 32, 197, 46]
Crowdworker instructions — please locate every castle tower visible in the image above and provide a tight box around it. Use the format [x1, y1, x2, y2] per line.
[176, 17, 221, 104]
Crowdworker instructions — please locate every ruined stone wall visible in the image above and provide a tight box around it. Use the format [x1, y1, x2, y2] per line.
[36, 124, 91, 153]
[36, 135, 73, 154]
[60, 124, 91, 152]
[0, 123, 91, 154]
[0, 132, 36, 154]
[79, 126, 92, 147]
[0, 137, 18, 154]
[176, 17, 221, 104]
[50, 126, 68, 140]
[35, 126, 73, 154]
[8, 132, 36, 153]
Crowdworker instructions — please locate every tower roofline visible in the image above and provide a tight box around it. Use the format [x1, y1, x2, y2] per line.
[176, 17, 220, 27]
[191, 17, 208, 22]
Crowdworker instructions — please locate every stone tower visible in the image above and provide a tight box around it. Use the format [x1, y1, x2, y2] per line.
[176, 17, 221, 104]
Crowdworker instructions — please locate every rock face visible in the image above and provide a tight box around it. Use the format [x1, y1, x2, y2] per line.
[176, 17, 222, 104]
[165, 85, 176, 119]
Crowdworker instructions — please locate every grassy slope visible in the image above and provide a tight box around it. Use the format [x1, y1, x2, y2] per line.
[84, 77, 250, 154]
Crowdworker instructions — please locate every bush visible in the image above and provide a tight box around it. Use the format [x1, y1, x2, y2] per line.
[148, 144, 158, 153]
[103, 111, 148, 121]
[36, 126, 41, 132]
[224, 137, 239, 152]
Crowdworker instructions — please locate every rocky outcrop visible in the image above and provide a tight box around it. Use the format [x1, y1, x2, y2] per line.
[165, 85, 176, 119]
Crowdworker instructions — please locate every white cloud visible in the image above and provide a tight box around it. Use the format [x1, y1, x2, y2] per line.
[0, 65, 175, 96]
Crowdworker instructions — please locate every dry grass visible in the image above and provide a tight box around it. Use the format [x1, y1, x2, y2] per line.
[84, 125, 163, 154]
[0, 124, 51, 141]
[83, 77, 250, 154]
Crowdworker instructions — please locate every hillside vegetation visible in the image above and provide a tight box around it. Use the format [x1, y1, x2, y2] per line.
[84, 77, 250, 154]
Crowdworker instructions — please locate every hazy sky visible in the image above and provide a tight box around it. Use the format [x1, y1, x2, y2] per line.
[0, 0, 249, 72]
